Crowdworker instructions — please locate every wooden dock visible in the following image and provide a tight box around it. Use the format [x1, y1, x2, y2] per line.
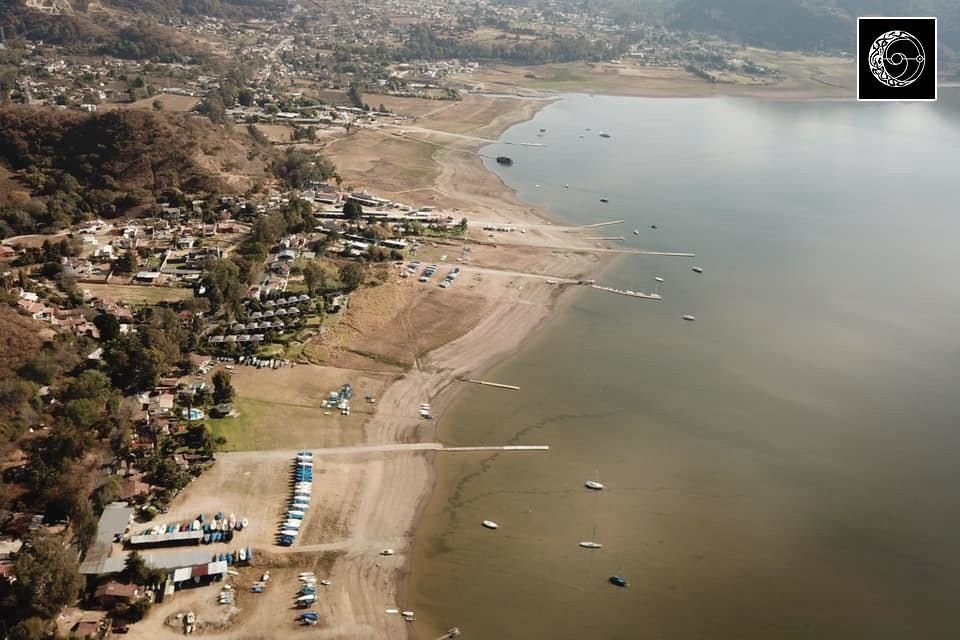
[460, 378, 520, 391]
[591, 285, 662, 300]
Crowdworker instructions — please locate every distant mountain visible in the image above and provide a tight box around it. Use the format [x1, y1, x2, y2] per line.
[667, 1, 959, 54]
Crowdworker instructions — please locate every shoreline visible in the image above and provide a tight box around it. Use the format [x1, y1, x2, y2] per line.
[309, 91, 618, 639]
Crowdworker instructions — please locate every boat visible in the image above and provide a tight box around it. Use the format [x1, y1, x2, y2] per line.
[633, 229, 639, 235]
[241, 518, 249, 529]
[655, 277, 664, 283]
[482, 520, 499, 530]
[495, 156, 514, 166]
[401, 610, 415, 617]
[320, 579, 331, 586]
[683, 315, 696, 322]
[539, 128, 546, 132]
[579, 541, 603, 549]
[650, 224, 657, 229]
[600, 198, 609, 203]
[564, 184, 569, 188]
[692, 267, 703, 273]
[585, 480, 604, 490]
[599, 132, 611, 138]
[380, 548, 395, 556]
[239, 548, 247, 562]
[609, 575, 628, 587]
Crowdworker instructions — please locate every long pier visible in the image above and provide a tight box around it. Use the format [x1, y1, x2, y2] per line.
[591, 285, 662, 300]
[441, 445, 549, 452]
[460, 378, 520, 391]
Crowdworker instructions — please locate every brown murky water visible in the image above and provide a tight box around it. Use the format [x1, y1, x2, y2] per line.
[410, 93, 960, 639]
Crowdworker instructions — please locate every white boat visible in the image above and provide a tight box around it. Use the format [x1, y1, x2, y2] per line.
[692, 266, 703, 273]
[482, 520, 499, 530]
[401, 610, 415, 617]
[585, 480, 604, 490]
[633, 229, 639, 235]
[381, 548, 395, 556]
[579, 541, 603, 549]
[298, 572, 315, 578]
[385, 609, 400, 614]
[320, 579, 331, 586]
[655, 277, 664, 283]
[683, 315, 696, 321]
[241, 518, 249, 529]
[239, 548, 247, 561]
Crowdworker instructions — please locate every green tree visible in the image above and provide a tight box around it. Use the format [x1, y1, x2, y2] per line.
[13, 532, 82, 618]
[347, 83, 364, 108]
[124, 550, 166, 586]
[114, 250, 138, 274]
[94, 312, 121, 341]
[302, 261, 328, 296]
[212, 370, 234, 405]
[7, 618, 45, 640]
[342, 200, 363, 220]
[338, 262, 364, 291]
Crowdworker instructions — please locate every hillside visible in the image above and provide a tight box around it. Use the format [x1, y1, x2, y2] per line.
[0, 107, 269, 236]
[668, 0, 960, 54]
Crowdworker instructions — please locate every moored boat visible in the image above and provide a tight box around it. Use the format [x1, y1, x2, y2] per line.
[609, 575, 628, 587]
[482, 520, 499, 530]
[585, 480, 604, 490]
[579, 541, 603, 549]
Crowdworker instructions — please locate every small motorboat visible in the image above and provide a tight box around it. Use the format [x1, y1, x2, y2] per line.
[579, 541, 603, 549]
[633, 229, 639, 235]
[600, 198, 609, 203]
[564, 184, 569, 188]
[585, 480, 604, 490]
[609, 575, 628, 587]
[385, 608, 400, 614]
[320, 579, 331, 586]
[240, 518, 249, 529]
[401, 610, 415, 617]
[482, 520, 499, 530]
[692, 267, 703, 274]
[238, 548, 246, 562]
[380, 548, 395, 556]
[599, 132, 611, 138]
[683, 315, 696, 322]
[655, 277, 664, 283]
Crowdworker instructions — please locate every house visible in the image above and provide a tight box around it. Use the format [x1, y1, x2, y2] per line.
[72, 619, 108, 639]
[119, 475, 151, 502]
[94, 580, 140, 608]
[134, 271, 161, 283]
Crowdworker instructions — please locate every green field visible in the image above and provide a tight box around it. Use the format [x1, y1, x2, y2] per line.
[208, 396, 365, 452]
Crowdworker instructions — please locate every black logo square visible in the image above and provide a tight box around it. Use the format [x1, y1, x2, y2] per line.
[858, 17, 936, 101]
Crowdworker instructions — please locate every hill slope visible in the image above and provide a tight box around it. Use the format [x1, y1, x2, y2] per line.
[0, 106, 268, 235]
[668, 0, 960, 53]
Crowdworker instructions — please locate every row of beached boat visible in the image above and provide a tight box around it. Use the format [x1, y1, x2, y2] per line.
[137, 511, 249, 539]
[279, 451, 313, 546]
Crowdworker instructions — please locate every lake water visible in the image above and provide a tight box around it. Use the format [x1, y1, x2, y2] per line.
[408, 92, 960, 639]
